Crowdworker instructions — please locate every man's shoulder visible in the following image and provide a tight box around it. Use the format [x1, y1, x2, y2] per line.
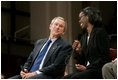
[58, 37, 71, 46]
[35, 38, 47, 44]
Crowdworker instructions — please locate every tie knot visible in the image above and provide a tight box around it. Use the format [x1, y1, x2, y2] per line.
[47, 39, 52, 45]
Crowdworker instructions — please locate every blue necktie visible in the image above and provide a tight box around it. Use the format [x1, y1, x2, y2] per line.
[30, 40, 52, 72]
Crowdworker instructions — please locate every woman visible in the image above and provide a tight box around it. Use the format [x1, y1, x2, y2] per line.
[63, 7, 111, 79]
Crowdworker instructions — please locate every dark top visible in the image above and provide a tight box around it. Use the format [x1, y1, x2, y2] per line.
[23, 36, 73, 78]
[74, 27, 111, 69]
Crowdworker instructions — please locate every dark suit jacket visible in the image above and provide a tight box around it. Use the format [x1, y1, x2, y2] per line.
[74, 27, 111, 69]
[23, 36, 72, 78]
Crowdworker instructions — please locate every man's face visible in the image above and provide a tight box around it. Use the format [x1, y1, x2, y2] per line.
[49, 18, 65, 37]
[78, 12, 89, 29]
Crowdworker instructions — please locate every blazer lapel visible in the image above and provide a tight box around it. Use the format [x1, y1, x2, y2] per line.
[42, 37, 61, 67]
[43, 43, 58, 66]
[87, 29, 95, 48]
[33, 39, 47, 61]
[82, 33, 88, 49]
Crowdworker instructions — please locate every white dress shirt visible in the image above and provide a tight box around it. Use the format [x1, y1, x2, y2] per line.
[35, 38, 57, 74]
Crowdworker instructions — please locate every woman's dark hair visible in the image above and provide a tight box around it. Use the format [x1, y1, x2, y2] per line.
[81, 7, 102, 27]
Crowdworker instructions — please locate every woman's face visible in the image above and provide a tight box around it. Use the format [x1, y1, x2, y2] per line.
[79, 12, 89, 29]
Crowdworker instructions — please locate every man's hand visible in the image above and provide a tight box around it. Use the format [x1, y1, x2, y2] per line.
[20, 70, 27, 79]
[20, 69, 28, 78]
[75, 64, 86, 71]
[23, 72, 36, 79]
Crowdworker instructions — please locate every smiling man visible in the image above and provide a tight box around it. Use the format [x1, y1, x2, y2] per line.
[9, 16, 72, 79]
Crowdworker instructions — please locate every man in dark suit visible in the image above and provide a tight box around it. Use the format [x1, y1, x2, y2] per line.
[9, 16, 72, 79]
[63, 7, 111, 79]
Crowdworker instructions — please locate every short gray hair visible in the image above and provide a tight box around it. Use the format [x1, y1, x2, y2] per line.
[50, 16, 67, 31]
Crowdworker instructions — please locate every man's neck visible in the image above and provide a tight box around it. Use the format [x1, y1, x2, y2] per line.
[49, 34, 59, 40]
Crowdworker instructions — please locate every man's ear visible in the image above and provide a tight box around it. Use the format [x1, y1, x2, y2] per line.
[49, 24, 51, 29]
[62, 32, 65, 35]
[62, 31, 65, 35]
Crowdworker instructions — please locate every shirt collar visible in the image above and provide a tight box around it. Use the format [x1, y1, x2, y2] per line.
[49, 37, 57, 43]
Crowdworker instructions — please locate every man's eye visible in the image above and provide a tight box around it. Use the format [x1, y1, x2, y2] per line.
[59, 25, 63, 28]
[55, 23, 58, 26]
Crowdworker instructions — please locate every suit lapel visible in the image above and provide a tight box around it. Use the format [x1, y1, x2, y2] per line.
[42, 37, 61, 67]
[33, 39, 47, 61]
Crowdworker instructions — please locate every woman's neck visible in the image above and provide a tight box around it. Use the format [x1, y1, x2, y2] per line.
[87, 23, 93, 34]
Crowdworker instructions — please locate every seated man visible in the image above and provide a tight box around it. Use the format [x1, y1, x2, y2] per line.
[9, 16, 72, 79]
[102, 58, 117, 79]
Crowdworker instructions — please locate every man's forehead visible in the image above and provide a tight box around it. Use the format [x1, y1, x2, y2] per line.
[55, 18, 64, 23]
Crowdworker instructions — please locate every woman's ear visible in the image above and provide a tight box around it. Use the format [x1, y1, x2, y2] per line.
[86, 16, 89, 20]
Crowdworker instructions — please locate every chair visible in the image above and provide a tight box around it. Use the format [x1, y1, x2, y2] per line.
[109, 48, 117, 60]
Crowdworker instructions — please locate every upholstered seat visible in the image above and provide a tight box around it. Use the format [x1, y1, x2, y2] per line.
[109, 48, 117, 60]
